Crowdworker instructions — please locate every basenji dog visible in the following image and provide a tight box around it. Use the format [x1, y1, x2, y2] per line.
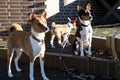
[73, 3, 93, 57]
[7, 11, 49, 80]
[50, 17, 77, 48]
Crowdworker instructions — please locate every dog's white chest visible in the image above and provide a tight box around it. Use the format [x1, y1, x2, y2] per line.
[30, 33, 45, 57]
[80, 25, 92, 41]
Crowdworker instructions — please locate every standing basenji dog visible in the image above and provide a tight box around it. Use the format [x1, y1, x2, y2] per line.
[73, 3, 93, 57]
[7, 11, 49, 80]
[50, 17, 77, 48]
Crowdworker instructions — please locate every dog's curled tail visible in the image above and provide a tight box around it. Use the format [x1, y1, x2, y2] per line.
[10, 23, 23, 32]
[51, 22, 56, 28]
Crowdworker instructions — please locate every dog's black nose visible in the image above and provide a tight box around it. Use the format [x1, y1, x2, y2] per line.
[45, 27, 48, 30]
[44, 27, 49, 32]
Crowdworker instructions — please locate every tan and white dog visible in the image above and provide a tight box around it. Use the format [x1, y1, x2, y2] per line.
[50, 17, 77, 48]
[7, 11, 49, 80]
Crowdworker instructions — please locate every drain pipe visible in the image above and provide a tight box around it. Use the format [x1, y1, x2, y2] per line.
[111, 31, 119, 61]
[106, 31, 119, 61]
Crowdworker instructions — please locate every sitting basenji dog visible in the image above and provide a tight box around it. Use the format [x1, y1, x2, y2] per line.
[7, 11, 49, 80]
[73, 3, 93, 57]
[50, 17, 77, 48]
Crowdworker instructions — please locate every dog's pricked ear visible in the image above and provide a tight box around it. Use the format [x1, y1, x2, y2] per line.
[86, 3, 91, 11]
[41, 11, 47, 19]
[68, 17, 71, 22]
[77, 4, 82, 12]
[72, 18, 77, 23]
[74, 18, 77, 22]
[30, 12, 36, 21]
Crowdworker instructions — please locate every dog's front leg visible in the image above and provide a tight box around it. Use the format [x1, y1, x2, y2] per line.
[62, 34, 70, 47]
[50, 34, 55, 48]
[88, 36, 92, 56]
[80, 40, 84, 56]
[40, 56, 49, 80]
[29, 61, 34, 80]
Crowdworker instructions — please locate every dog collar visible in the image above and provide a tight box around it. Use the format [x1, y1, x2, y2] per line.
[67, 22, 72, 28]
[81, 23, 88, 27]
[31, 33, 44, 42]
[78, 16, 91, 27]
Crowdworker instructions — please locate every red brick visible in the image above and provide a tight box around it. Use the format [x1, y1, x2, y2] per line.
[1, 23, 11, 27]
[34, 5, 46, 11]
[22, 16, 29, 20]
[10, 13, 22, 16]
[0, 0, 8, 1]
[9, 0, 22, 1]
[7, 2, 20, 5]
[0, 9, 6, 12]
[20, 1, 33, 6]
[21, 9, 31, 13]
[7, 9, 20, 12]
[0, 2, 6, 5]
[0, 27, 4, 31]
[0, 16, 8, 19]
[0, 5, 8, 8]
[0, 20, 9, 23]
[8, 16, 21, 19]
[10, 5, 21, 8]
[0, 13, 9, 16]
[11, 19, 23, 23]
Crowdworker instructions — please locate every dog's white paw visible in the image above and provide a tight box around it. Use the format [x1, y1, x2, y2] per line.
[16, 68, 22, 72]
[74, 51, 78, 55]
[8, 73, 13, 78]
[51, 45, 55, 48]
[30, 76, 34, 80]
[43, 77, 49, 80]
[58, 43, 63, 47]
[80, 52, 84, 57]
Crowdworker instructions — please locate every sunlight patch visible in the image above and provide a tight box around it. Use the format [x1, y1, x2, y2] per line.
[64, 0, 76, 6]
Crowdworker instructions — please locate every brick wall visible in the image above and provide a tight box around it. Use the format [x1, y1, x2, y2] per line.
[0, 0, 90, 31]
[0, 0, 46, 31]
[0, 0, 119, 32]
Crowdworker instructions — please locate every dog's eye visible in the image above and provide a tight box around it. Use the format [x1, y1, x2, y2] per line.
[37, 23, 42, 26]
